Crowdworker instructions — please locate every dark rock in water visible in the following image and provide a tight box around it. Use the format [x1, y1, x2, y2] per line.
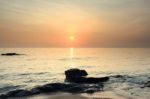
[0, 94, 7, 98]
[66, 77, 109, 83]
[64, 83, 103, 93]
[64, 85, 85, 93]
[141, 81, 150, 88]
[6, 89, 25, 97]
[65, 68, 109, 83]
[33, 83, 71, 93]
[30, 88, 41, 95]
[0, 89, 31, 98]
[0, 69, 108, 98]
[144, 81, 150, 87]
[0, 83, 105, 98]
[1, 53, 22, 56]
[84, 77, 109, 83]
[15, 90, 31, 97]
[84, 88, 96, 94]
[65, 68, 88, 79]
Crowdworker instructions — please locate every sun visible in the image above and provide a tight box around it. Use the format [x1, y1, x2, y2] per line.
[70, 36, 75, 41]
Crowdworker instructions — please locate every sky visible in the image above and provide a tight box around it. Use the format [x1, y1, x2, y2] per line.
[0, 0, 150, 47]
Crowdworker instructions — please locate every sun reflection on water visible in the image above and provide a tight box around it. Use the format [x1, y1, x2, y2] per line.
[69, 47, 74, 68]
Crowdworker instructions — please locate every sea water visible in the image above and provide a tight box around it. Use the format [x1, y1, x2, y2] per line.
[0, 48, 150, 99]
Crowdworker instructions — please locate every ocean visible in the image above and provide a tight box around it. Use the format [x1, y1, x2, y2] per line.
[0, 48, 150, 99]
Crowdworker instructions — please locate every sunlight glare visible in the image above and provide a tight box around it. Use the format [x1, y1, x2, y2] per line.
[70, 36, 75, 41]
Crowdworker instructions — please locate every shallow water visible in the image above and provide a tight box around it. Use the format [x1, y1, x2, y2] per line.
[0, 48, 150, 98]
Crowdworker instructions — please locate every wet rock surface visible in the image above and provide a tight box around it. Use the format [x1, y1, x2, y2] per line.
[65, 77, 109, 83]
[0, 69, 109, 98]
[0, 89, 31, 98]
[0, 83, 104, 98]
[65, 68, 88, 79]
[144, 81, 150, 88]
[65, 68, 109, 83]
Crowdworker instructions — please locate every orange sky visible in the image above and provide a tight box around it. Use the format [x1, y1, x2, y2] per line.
[0, 0, 150, 47]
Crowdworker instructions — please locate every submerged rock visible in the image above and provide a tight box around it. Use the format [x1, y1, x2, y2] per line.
[66, 77, 109, 83]
[0, 89, 31, 98]
[65, 68, 109, 83]
[1, 53, 22, 56]
[144, 81, 150, 87]
[32, 83, 72, 93]
[141, 81, 150, 88]
[0, 69, 109, 98]
[0, 83, 104, 98]
[15, 90, 31, 97]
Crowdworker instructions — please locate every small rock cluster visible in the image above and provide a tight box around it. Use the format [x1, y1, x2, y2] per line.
[65, 68, 109, 83]
[0, 68, 109, 98]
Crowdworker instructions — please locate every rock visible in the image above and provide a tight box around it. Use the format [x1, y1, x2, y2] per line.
[0, 94, 7, 98]
[6, 89, 24, 97]
[30, 88, 41, 95]
[65, 68, 109, 83]
[65, 85, 85, 93]
[84, 77, 109, 83]
[66, 77, 109, 83]
[34, 84, 55, 93]
[145, 81, 150, 87]
[0, 83, 105, 98]
[65, 68, 88, 79]
[0, 69, 108, 98]
[31, 83, 77, 93]
[84, 88, 95, 94]
[140, 81, 150, 88]
[15, 90, 31, 97]
[6, 89, 31, 97]
[1, 53, 22, 56]
[0, 89, 31, 98]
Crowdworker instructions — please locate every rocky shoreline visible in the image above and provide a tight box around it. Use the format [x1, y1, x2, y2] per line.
[0, 68, 109, 98]
[0, 68, 149, 99]
[0, 83, 105, 98]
